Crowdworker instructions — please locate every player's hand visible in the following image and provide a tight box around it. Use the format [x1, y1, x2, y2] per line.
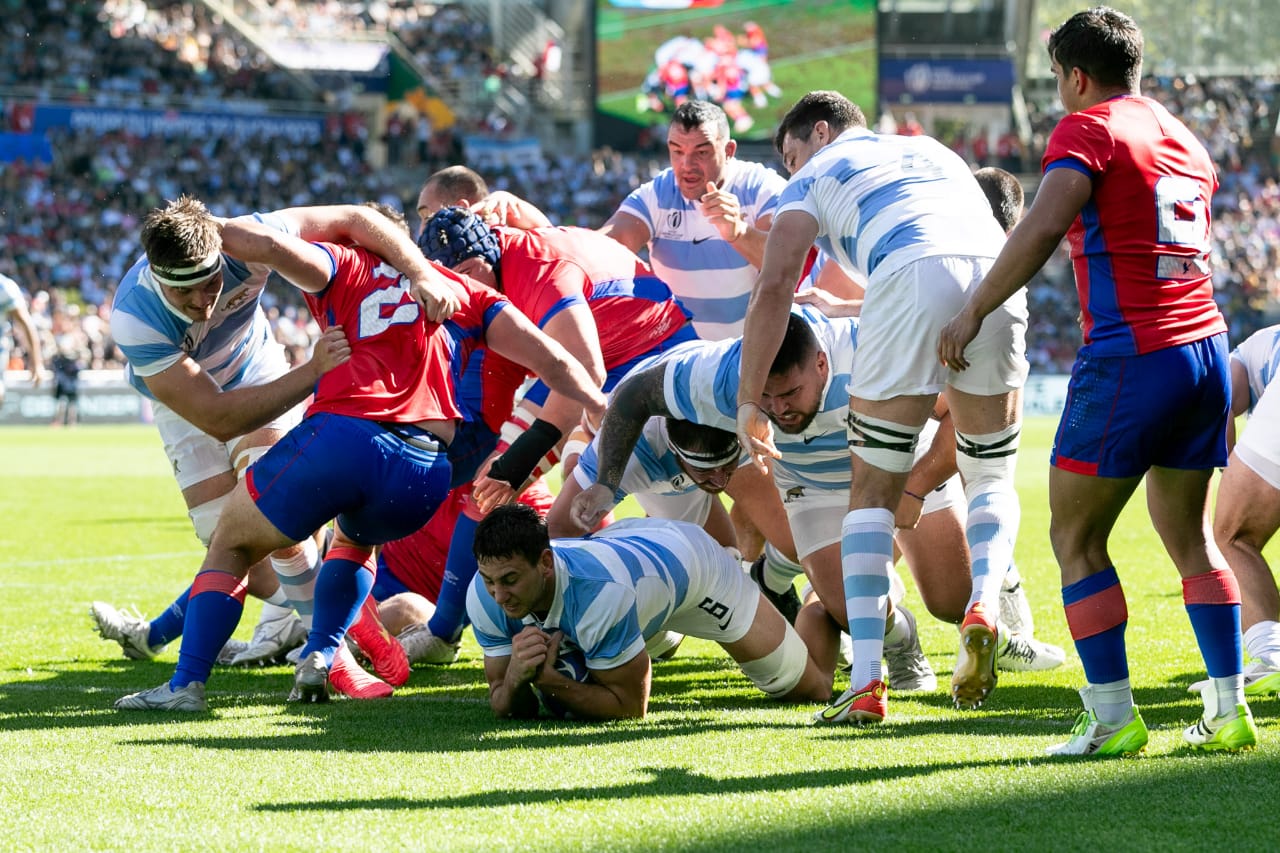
[699, 181, 748, 244]
[570, 483, 615, 531]
[409, 272, 462, 324]
[510, 625, 554, 685]
[937, 309, 981, 372]
[534, 630, 566, 685]
[736, 401, 780, 475]
[29, 368, 44, 390]
[793, 286, 862, 318]
[470, 191, 549, 229]
[472, 455, 518, 514]
[309, 326, 352, 376]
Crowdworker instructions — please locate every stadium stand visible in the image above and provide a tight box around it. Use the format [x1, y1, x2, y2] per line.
[1, 3, 1277, 378]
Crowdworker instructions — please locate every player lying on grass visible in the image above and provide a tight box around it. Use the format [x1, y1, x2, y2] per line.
[468, 505, 829, 719]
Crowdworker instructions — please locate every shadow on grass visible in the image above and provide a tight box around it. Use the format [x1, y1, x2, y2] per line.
[3, 657, 1275, 753]
[253, 757, 1012, 813]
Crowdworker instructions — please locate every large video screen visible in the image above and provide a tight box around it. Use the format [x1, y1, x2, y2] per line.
[595, 0, 877, 146]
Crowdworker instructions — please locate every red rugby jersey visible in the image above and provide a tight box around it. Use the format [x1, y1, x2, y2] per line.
[1043, 95, 1226, 356]
[303, 243, 508, 423]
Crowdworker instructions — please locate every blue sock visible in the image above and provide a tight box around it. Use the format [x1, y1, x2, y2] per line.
[1184, 570, 1243, 678]
[148, 585, 191, 648]
[429, 513, 480, 643]
[303, 555, 374, 668]
[1062, 567, 1129, 684]
[172, 573, 245, 689]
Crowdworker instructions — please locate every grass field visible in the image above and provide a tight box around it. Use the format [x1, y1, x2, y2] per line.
[1, 420, 1277, 851]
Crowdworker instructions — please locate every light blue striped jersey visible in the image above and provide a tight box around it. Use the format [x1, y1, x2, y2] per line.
[572, 416, 703, 502]
[467, 519, 707, 669]
[110, 212, 292, 398]
[1231, 324, 1280, 414]
[655, 306, 859, 491]
[777, 128, 1005, 286]
[620, 158, 785, 340]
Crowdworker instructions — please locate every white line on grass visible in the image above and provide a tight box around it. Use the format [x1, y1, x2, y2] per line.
[7, 551, 204, 569]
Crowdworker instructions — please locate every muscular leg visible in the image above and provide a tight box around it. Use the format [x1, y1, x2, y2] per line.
[1147, 466, 1244, 715]
[170, 481, 295, 689]
[896, 505, 969, 624]
[1049, 467, 1140, 724]
[720, 592, 828, 702]
[1214, 456, 1280, 641]
[841, 394, 935, 695]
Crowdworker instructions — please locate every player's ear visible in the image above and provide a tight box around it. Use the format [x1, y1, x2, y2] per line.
[724, 137, 737, 159]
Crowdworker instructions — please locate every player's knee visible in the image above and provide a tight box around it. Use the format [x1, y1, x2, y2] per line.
[955, 424, 1020, 496]
[847, 412, 921, 473]
[380, 594, 435, 636]
[188, 493, 230, 547]
[738, 627, 809, 700]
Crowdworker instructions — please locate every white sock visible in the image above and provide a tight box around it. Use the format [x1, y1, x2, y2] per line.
[1211, 675, 1245, 718]
[762, 543, 803, 594]
[1002, 563, 1022, 592]
[1244, 620, 1280, 667]
[1089, 678, 1134, 726]
[840, 508, 895, 688]
[964, 489, 1019, 614]
[270, 537, 319, 630]
[883, 606, 908, 646]
[262, 588, 290, 608]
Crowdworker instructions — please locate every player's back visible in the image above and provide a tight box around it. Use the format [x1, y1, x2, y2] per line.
[303, 244, 505, 424]
[783, 128, 1004, 283]
[1048, 95, 1225, 356]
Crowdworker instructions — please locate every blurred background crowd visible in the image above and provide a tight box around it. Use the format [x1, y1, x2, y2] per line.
[3, 1, 1279, 381]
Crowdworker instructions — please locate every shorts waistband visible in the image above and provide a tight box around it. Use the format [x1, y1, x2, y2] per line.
[376, 422, 448, 453]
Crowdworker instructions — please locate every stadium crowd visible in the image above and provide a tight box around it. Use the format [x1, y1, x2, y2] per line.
[2, 5, 1275, 377]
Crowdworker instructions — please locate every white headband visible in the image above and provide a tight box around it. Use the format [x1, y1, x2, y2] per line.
[151, 248, 223, 288]
[671, 441, 740, 471]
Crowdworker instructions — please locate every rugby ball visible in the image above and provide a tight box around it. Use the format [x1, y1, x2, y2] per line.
[533, 644, 590, 719]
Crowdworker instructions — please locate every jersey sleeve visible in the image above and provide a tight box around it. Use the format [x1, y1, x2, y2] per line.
[513, 256, 590, 329]
[1043, 111, 1115, 177]
[617, 180, 659, 235]
[774, 175, 823, 233]
[466, 575, 519, 657]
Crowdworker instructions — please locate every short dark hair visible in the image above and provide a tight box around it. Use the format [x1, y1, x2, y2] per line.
[666, 418, 738, 458]
[1047, 6, 1143, 90]
[473, 504, 549, 565]
[671, 99, 731, 141]
[774, 90, 867, 154]
[423, 166, 489, 206]
[770, 312, 819, 376]
[141, 195, 220, 271]
[973, 167, 1024, 233]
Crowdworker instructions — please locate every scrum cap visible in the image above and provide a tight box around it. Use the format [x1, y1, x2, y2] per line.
[417, 206, 501, 269]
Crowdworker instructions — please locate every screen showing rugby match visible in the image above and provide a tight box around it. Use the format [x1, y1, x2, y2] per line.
[594, 0, 877, 145]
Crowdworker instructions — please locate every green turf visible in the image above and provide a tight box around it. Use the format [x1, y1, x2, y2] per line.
[1, 421, 1276, 851]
